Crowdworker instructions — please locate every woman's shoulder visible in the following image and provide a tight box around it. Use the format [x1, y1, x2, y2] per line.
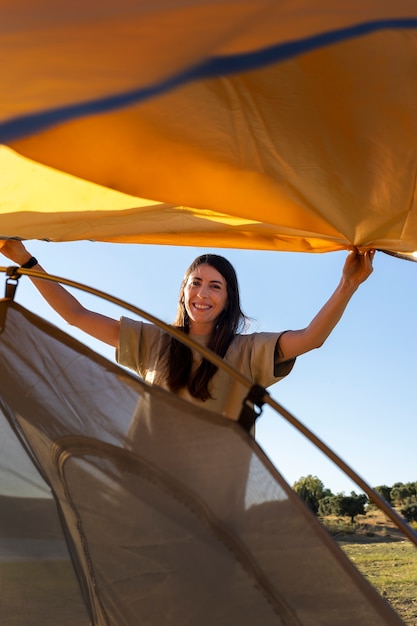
[232, 330, 283, 344]
[119, 317, 167, 344]
[229, 331, 291, 362]
[228, 331, 281, 354]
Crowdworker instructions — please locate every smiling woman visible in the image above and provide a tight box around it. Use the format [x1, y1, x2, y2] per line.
[164, 254, 248, 402]
[0, 240, 374, 421]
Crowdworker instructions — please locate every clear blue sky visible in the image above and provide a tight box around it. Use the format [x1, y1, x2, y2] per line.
[8, 239, 417, 496]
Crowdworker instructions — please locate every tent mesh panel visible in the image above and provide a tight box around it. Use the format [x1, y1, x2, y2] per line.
[0, 301, 405, 625]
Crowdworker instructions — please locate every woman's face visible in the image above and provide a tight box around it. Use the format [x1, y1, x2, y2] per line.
[183, 263, 228, 334]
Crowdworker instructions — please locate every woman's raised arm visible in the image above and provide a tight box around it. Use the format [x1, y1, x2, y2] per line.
[279, 249, 375, 360]
[0, 240, 120, 347]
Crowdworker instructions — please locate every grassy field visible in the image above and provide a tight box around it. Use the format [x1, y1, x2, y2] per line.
[341, 542, 417, 624]
[323, 510, 417, 625]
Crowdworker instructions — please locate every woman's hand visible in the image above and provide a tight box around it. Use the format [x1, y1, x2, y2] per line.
[0, 240, 32, 265]
[342, 248, 375, 289]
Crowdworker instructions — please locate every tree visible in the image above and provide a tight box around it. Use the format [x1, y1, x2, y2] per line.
[373, 485, 392, 504]
[401, 501, 417, 523]
[390, 482, 413, 506]
[334, 492, 368, 523]
[318, 495, 337, 517]
[405, 482, 417, 498]
[293, 475, 332, 515]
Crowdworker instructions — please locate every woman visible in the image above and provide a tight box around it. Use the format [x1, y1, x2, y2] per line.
[0, 240, 375, 420]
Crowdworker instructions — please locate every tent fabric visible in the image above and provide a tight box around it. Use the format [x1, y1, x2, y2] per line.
[1, 2, 417, 255]
[1, 1, 417, 139]
[0, 300, 406, 625]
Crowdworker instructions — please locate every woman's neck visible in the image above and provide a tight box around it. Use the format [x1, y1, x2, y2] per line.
[189, 322, 214, 336]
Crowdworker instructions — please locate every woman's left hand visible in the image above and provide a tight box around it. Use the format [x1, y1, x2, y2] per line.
[342, 248, 375, 287]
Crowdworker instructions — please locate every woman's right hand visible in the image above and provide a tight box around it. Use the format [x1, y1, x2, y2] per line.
[0, 240, 32, 265]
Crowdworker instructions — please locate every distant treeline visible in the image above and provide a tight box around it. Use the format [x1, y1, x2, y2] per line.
[292, 476, 417, 524]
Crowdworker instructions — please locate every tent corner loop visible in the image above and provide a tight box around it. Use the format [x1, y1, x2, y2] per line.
[4, 266, 21, 301]
[238, 384, 268, 433]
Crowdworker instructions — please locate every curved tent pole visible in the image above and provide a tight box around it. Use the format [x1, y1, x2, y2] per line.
[1, 264, 417, 549]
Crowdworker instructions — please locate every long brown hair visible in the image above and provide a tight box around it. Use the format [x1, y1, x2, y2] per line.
[164, 254, 247, 401]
